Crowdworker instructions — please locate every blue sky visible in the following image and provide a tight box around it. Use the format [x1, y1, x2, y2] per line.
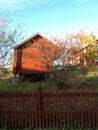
[0, 0, 98, 38]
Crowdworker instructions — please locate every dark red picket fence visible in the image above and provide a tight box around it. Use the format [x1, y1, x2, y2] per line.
[0, 89, 98, 128]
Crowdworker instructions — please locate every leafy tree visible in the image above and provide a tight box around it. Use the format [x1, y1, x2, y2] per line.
[0, 14, 24, 73]
[74, 30, 98, 71]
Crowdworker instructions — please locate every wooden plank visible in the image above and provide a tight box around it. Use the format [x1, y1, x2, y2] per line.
[51, 92, 55, 127]
[70, 91, 73, 127]
[91, 91, 96, 128]
[66, 90, 69, 127]
[27, 92, 31, 127]
[42, 91, 44, 127]
[81, 91, 84, 127]
[95, 92, 98, 128]
[1, 93, 4, 127]
[14, 93, 17, 128]
[96, 107, 98, 128]
[48, 92, 51, 127]
[59, 92, 62, 128]
[45, 92, 48, 127]
[7, 92, 10, 128]
[34, 92, 37, 128]
[83, 91, 87, 127]
[0, 93, 2, 127]
[12, 93, 14, 128]
[88, 91, 91, 128]
[62, 92, 65, 127]
[56, 92, 59, 127]
[38, 90, 41, 127]
[17, 93, 21, 127]
[24, 92, 27, 128]
[20, 92, 23, 127]
[32, 93, 34, 128]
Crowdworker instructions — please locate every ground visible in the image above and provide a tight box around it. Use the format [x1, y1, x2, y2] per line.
[0, 68, 98, 92]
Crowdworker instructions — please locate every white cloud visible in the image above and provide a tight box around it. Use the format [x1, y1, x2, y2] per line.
[0, 0, 54, 11]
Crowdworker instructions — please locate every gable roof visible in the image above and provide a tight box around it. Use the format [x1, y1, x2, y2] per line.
[74, 39, 98, 55]
[73, 44, 89, 55]
[14, 32, 53, 49]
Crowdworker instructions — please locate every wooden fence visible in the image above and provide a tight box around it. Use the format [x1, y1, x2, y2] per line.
[0, 89, 98, 128]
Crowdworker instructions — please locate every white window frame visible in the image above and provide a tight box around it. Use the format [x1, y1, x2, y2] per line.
[77, 56, 80, 64]
[84, 57, 86, 66]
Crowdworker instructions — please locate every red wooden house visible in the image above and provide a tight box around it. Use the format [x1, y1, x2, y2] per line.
[13, 32, 58, 78]
[72, 45, 88, 66]
[73, 40, 98, 68]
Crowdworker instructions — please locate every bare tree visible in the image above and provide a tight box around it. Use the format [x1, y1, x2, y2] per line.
[39, 36, 78, 89]
[0, 14, 24, 73]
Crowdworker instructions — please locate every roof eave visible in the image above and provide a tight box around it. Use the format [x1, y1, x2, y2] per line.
[13, 32, 43, 49]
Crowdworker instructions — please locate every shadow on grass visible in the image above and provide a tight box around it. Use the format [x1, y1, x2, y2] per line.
[0, 71, 98, 92]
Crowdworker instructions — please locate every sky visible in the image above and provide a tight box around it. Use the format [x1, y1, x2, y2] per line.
[0, 0, 98, 39]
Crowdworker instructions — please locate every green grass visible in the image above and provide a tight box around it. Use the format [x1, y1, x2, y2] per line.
[0, 73, 56, 91]
[0, 70, 98, 92]
[67, 71, 98, 91]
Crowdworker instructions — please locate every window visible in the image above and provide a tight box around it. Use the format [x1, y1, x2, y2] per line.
[77, 56, 80, 64]
[95, 57, 98, 62]
[33, 43, 39, 49]
[95, 44, 98, 49]
[84, 48, 86, 53]
[84, 58, 86, 66]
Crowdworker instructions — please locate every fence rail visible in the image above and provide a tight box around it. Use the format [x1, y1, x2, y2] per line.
[0, 89, 98, 128]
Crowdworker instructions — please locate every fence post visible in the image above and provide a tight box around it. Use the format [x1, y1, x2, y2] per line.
[38, 88, 43, 128]
[96, 106, 98, 128]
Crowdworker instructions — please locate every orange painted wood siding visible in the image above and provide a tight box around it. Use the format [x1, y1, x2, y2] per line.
[21, 43, 49, 73]
[13, 37, 58, 74]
